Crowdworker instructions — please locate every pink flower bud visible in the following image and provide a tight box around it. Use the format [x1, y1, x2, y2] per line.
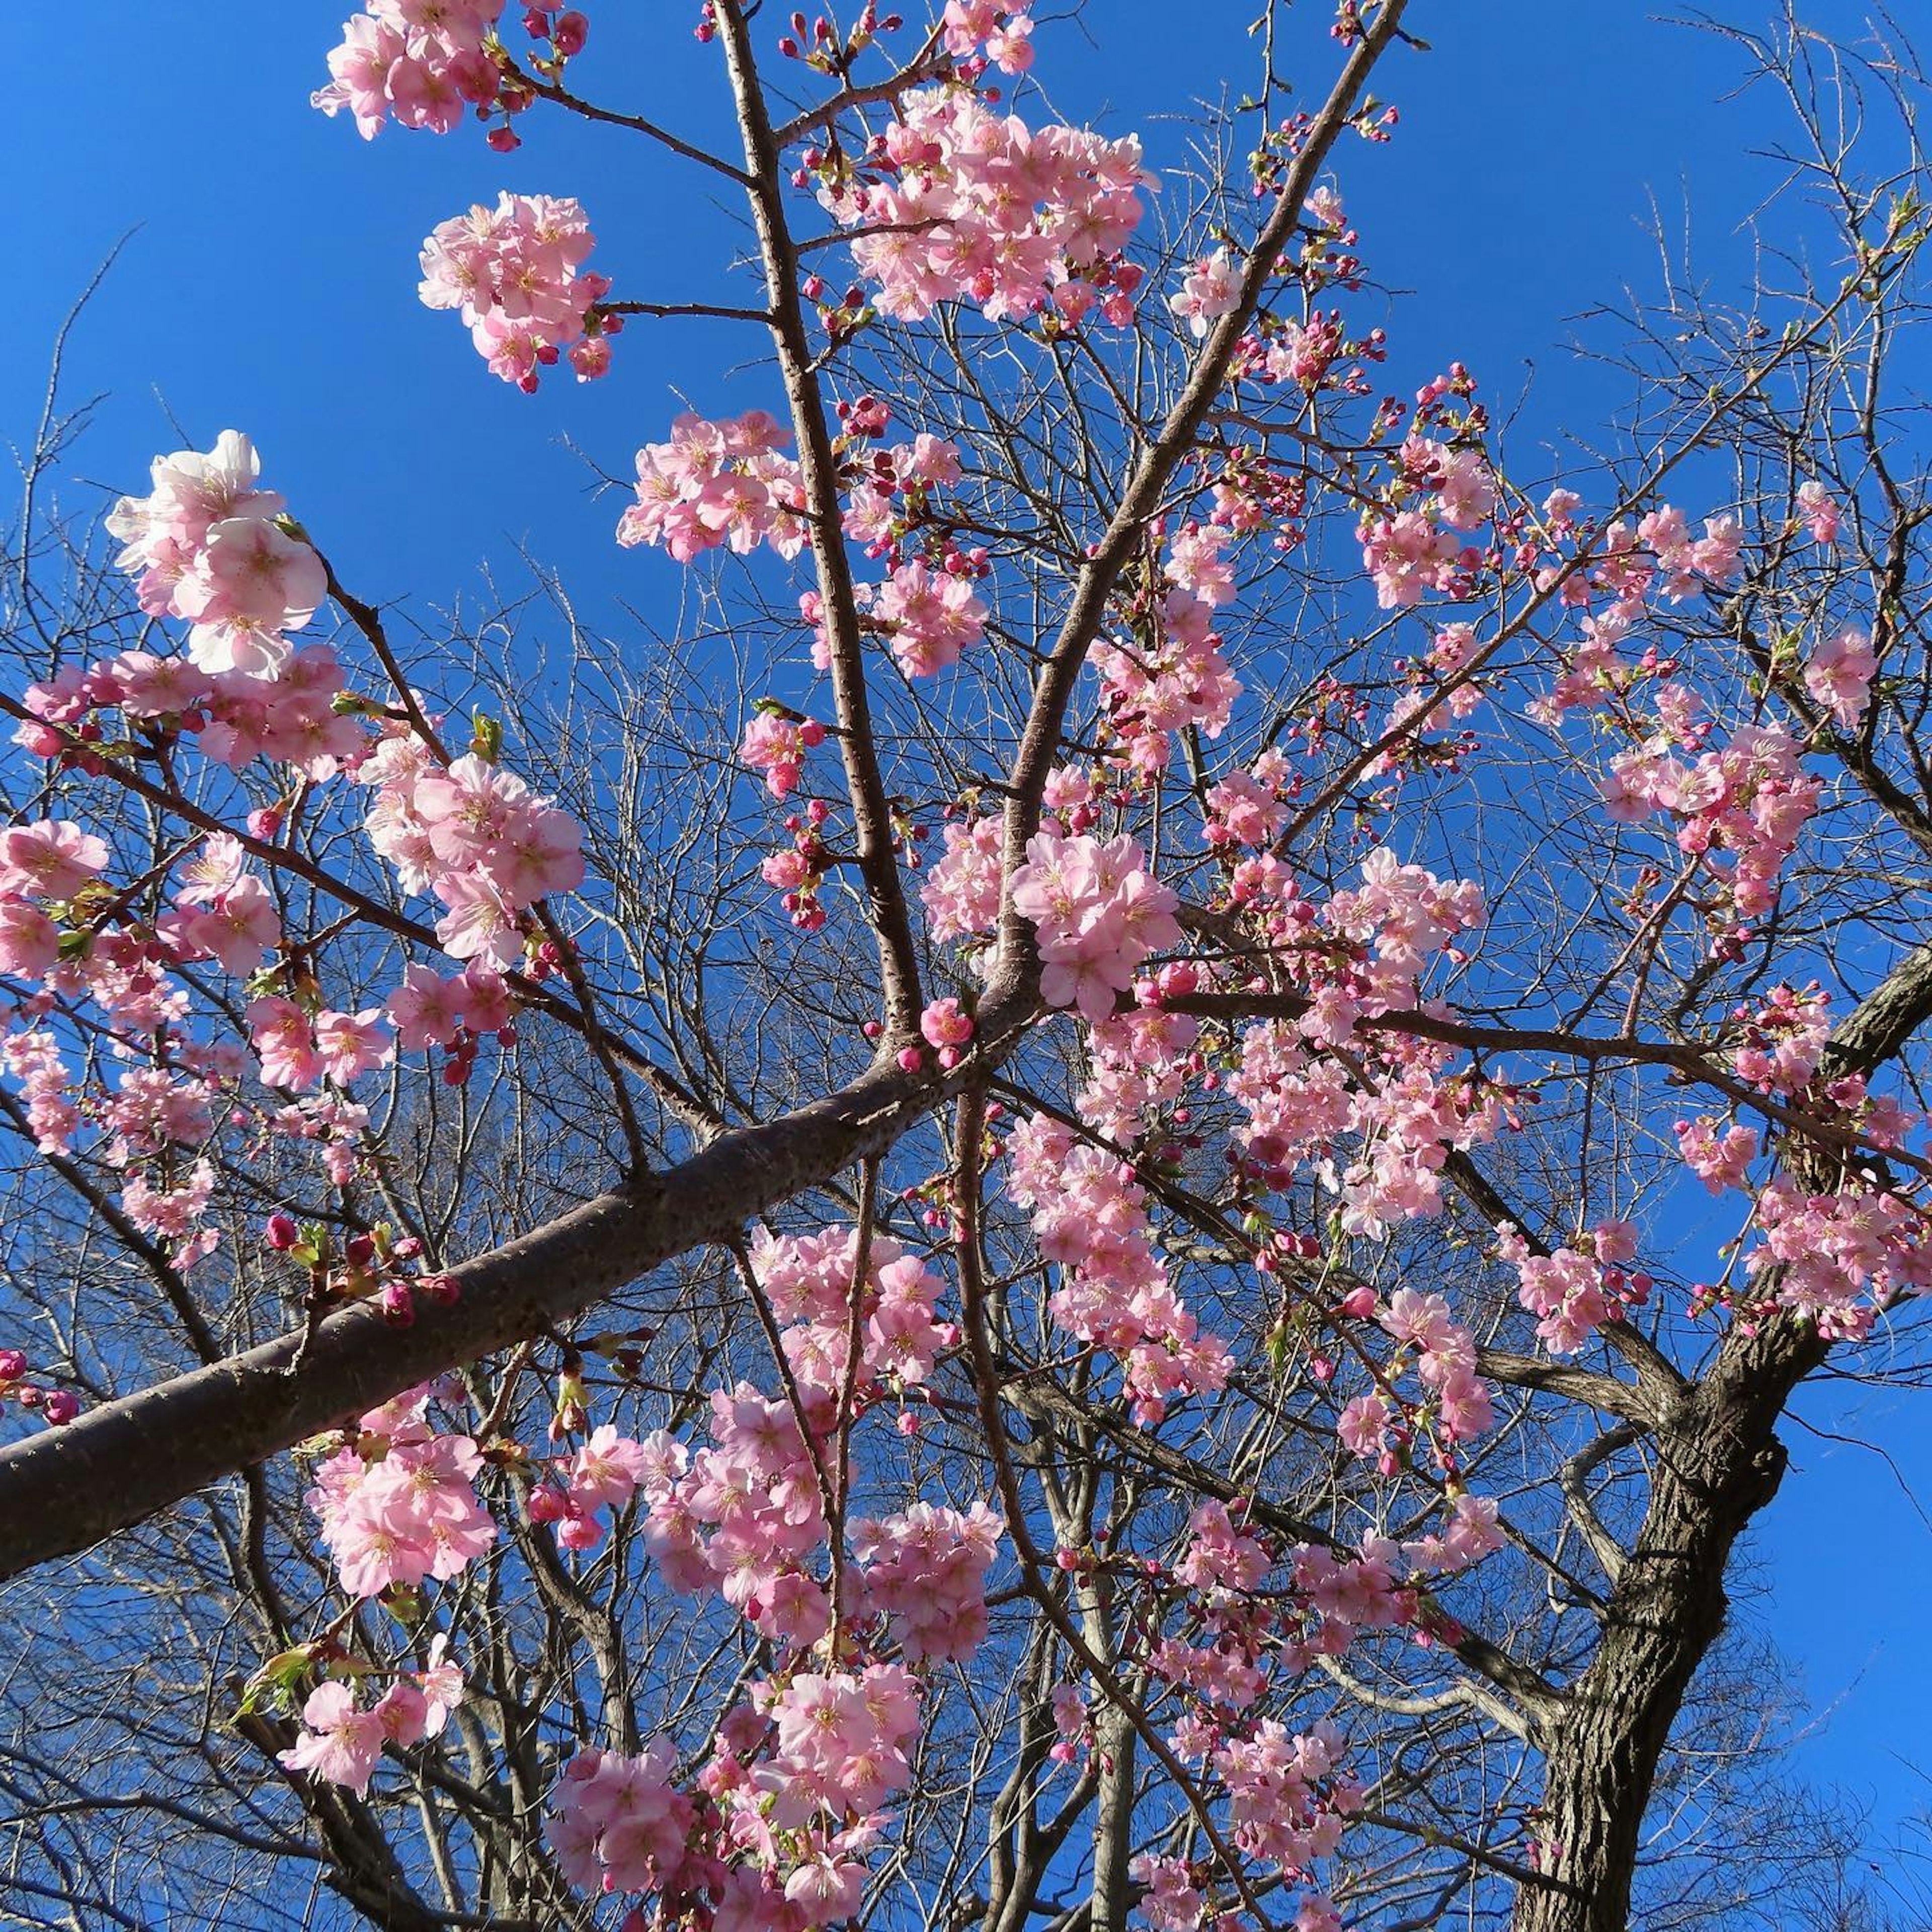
[41, 1389, 79, 1426]
[527, 1484, 570, 1523]
[380, 1282, 416, 1327]
[264, 1214, 300, 1251]
[557, 1511, 604, 1552]
[0, 1350, 26, 1382]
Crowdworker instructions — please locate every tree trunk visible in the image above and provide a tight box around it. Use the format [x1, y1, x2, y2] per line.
[1517, 941, 1932, 1929]
[1514, 1319, 1816, 1929]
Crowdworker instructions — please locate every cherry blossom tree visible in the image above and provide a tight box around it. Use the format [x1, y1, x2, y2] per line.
[2, 5, 1930, 1931]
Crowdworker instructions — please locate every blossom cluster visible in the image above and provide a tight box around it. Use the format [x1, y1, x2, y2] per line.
[277, 1638, 464, 1795]
[303, 1385, 497, 1598]
[105, 431, 328, 679]
[739, 710, 828, 799]
[314, 2, 590, 146]
[921, 813, 1004, 950]
[813, 84, 1147, 326]
[1500, 1222, 1649, 1357]
[1091, 524, 1243, 772]
[419, 192, 614, 387]
[1007, 1111, 1230, 1423]
[360, 738, 586, 967]
[314, 1, 508, 138]
[0, 1346, 79, 1428]
[0, 433, 591, 1302]
[516, 1231, 1001, 1920]
[1600, 720, 1820, 924]
[1011, 832, 1180, 1021]
[868, 560, 989, 677]
[617, 411, 807, 560]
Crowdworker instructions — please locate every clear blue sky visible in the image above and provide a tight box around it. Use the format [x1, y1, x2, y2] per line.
[5, 0, 1927, 1866]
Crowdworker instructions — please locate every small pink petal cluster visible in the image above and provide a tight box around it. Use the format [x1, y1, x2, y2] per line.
[419, 193, 614, 388]
[1113, 1493, 1520, 1924]
[0, 1346, 80, 1428]
[248, 996, 395, 1092]
[1237, 309, 1350, 393]
[1007, 1112, 1230, 1423]
[1074, 1003, 1200, 1144]
[20, 646, 367, 780]
[549, 1664, 922, 1926]
[523, 1421, 653, 1551]
[1203, 750, 1293, 847]
[527, 1222, 1001, 1922]
[156, 837, 278, 976]
[1325, 844, 1486, 975]
[739, 711, 827, 799]
[1528, 503, 1754, 721]
[303, 1386, 497, 1598]
[1676, 1115, 1761, 1193]
[625, 1228, 991, 1651]
[1136, 1521, 1377, 1906]
[1796, 478, 1841, 544]
[0, 1030, 77, 1155]
[314, 2, 507, 138]
[387, 958, 518, 1057]
[0, 819, 108, 938]
[851, 1500, 1004, 1660]
[815, 85, 1147, 326]
[1097, 614, 1244, 773]
[0, 833, 268, 1258]
[1011, 832, 1181, 1021]
[1741, 1177, 1932, 1337]
[752, 1225, 955, 1409]
[1501, 1221, 1650, 1356]
[105, 431, 327, 679]
[1130, 1854, 1205, 1931]
[1352, 429, 1498, 610]
[1360, 622, 1486, 781]
[1633, 504, 1744, 602]
[617, 411, 808, 561]
[921, 812, 1003, 948]
[360, 741, 587, 966]
[1092, 534, 1243, 772]
[1599, 721, 1820, 923]
[833, 425, 967, 555]
[544, 1740, 698, 1899]
[1804, 623, 1876, 730]
[1359, 507, 1465, 610]
[1169, 246, 1242, 339]
[940, 0, 1034, 72]
[1372, 1287, 1494, 1448]
[1215, 1719, 1359, 1873]
[1730, 982, 1833, 1096]
[278, 1638, 464, 1795]
[1401, 433, 1497, 533]
[915, 995, 975, 1069]
[1228, 894, 1496, 1250]
[863, 560, 987, 677]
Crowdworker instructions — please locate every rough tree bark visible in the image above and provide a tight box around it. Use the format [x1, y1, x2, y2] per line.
[1514, 941, 1932, 1931]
